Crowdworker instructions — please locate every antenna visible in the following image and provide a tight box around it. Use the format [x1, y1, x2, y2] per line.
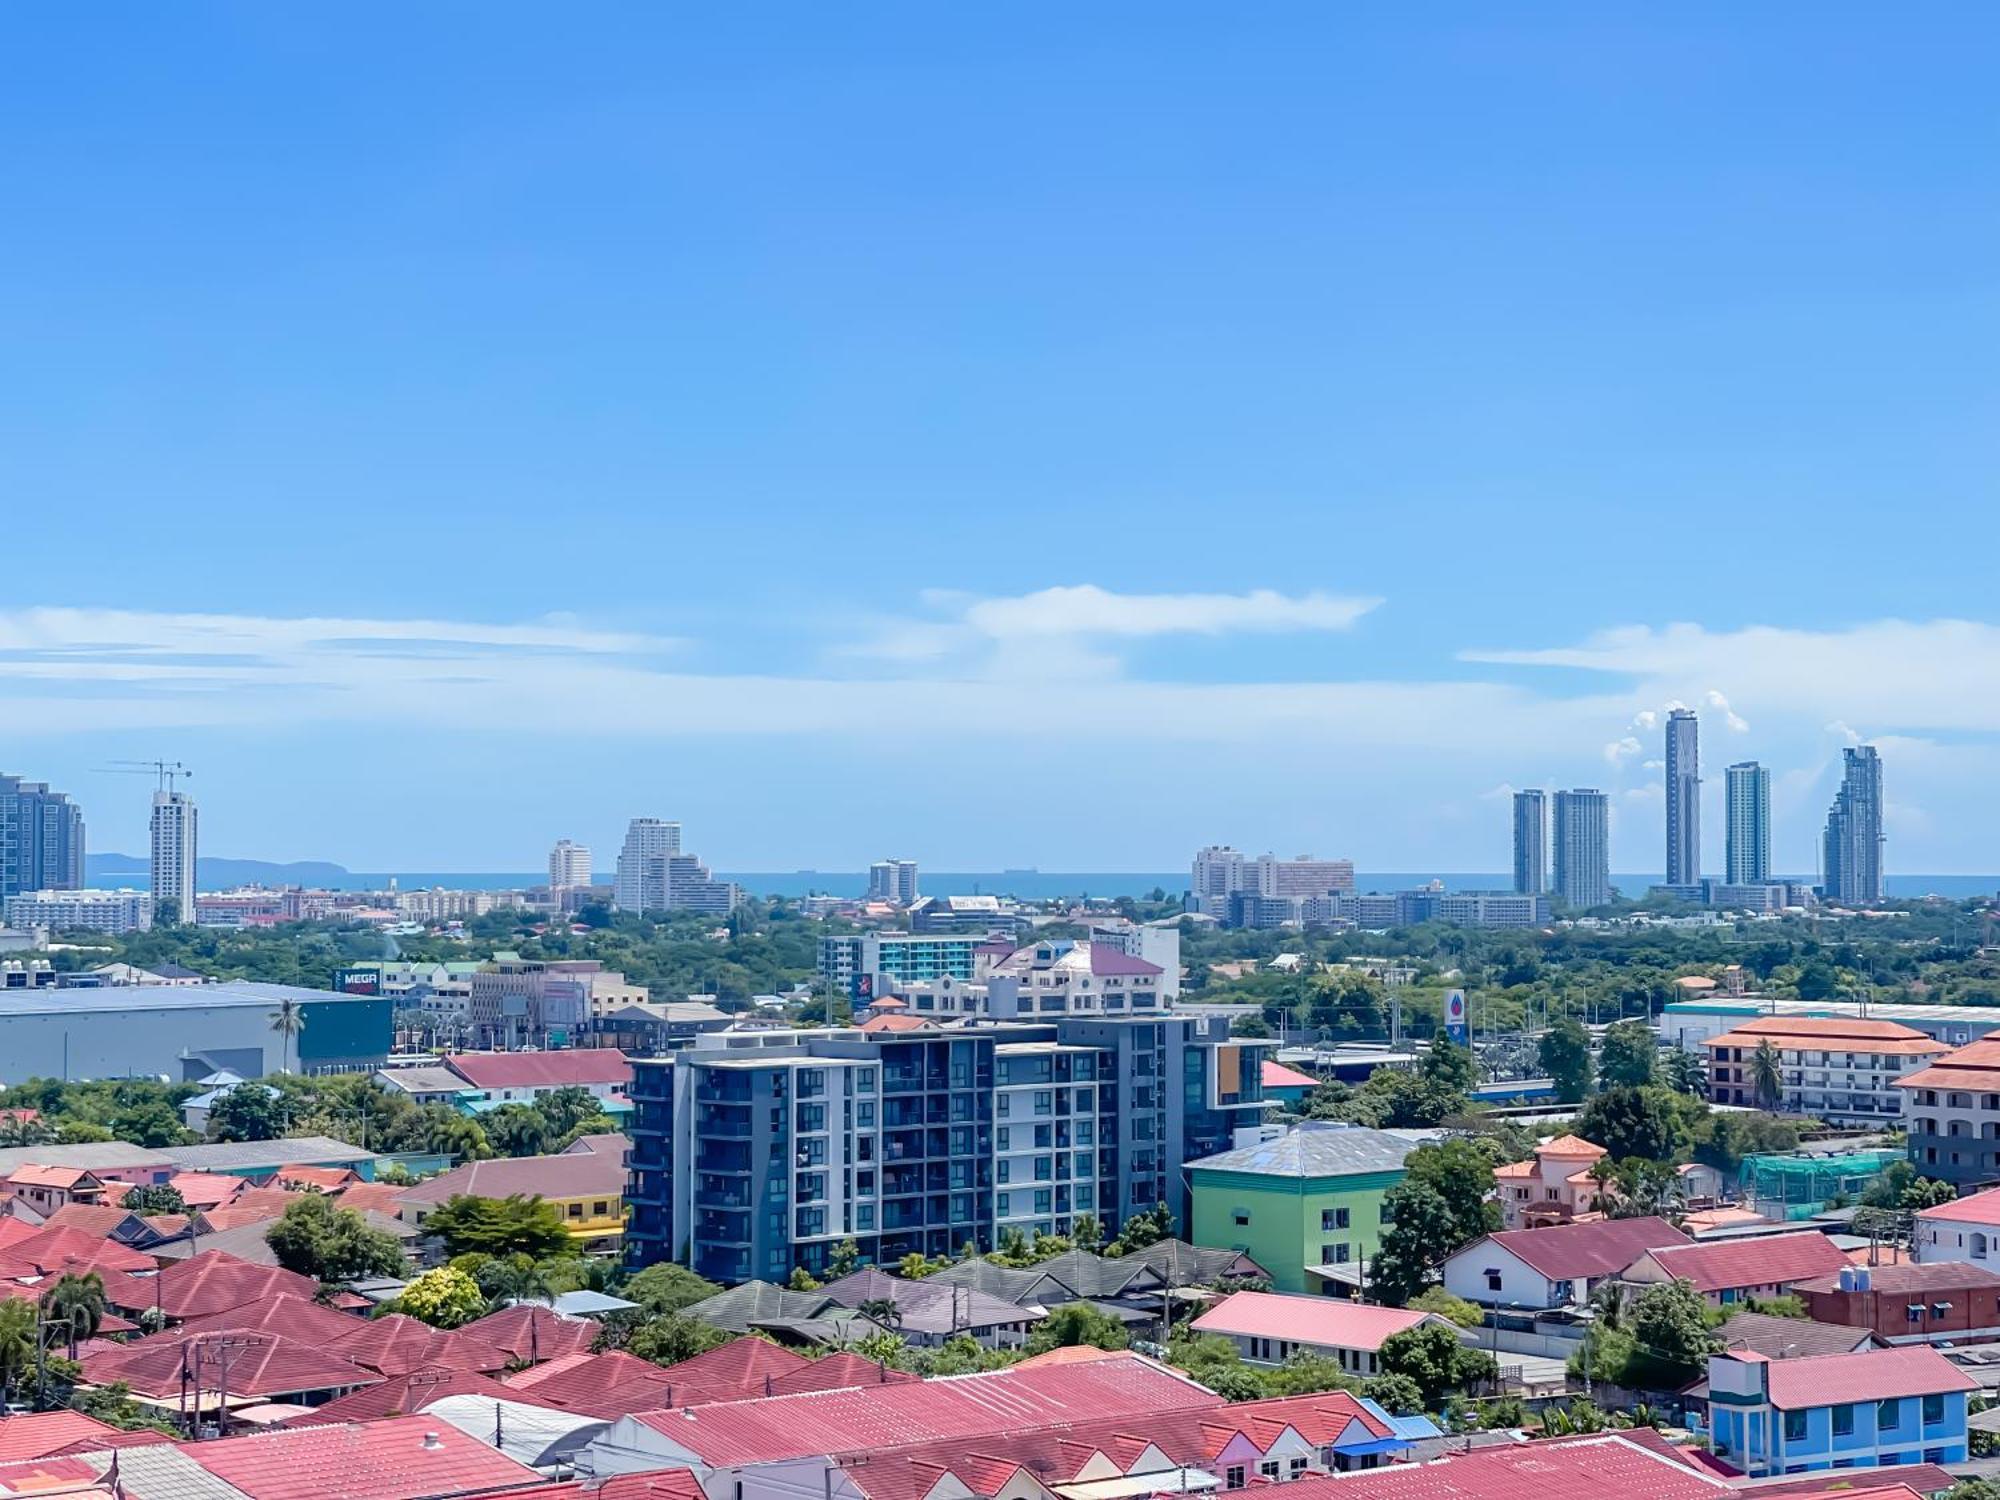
[95, 759, 194, 793]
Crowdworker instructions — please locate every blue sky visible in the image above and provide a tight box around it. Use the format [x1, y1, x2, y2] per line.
[6, 5, 2000, 874]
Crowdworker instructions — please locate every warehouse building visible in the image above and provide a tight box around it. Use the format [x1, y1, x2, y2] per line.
[0, 980, 393, 1085]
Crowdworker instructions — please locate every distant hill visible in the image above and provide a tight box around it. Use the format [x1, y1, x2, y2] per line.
[86, 853, 355, 887]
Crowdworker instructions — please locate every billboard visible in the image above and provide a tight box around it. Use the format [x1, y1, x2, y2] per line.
[1444, 987, 1468, 1046]
[541, 979, 590, 1030]
[333, 966, 381, 997]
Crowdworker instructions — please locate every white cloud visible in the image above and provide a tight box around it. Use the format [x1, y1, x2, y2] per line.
[961, 585, 1381, 640]
[1604, 736, 1643, 764]
[1704, 689, 1750, 733]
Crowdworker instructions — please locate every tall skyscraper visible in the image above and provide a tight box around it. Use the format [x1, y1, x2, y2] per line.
[867, 859, 920, 905]
[1552, 788, 1611, 910]
[613, 818, 681, 911]
[1665, 708, 1701, 888]
[149, 789, 197, 924]
[0, 773, 85, 899]
[548, 839, 592, 891]
[1725, 761, 1771, 885]
[1822, 746, 1885, 904]
[1512, 789, 1548, 894]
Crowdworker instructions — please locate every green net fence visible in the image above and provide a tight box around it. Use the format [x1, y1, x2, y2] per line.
[1738, 1149, 1904, 1220]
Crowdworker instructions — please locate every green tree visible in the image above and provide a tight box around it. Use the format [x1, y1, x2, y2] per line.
[1025, 1303, 1129, 1354]
[1750, 1038, 1784, 1110]
[421, 1193, 572, 1260]
[1946, 1481, 2000, 1500]
[1070, 1214, 1104, 1252]
[827, 1238, 862, 1277]
[1402, 1140, 1501, 1245]
[482, 1104, 554, 1158]
[40, 1272, 107, 1356]
[1597, 1020, 1657, 1089]
[1575, 1085, 1698, 1164]
[206, 1085, 291, 1143]
[398, 1265, 486, 1329]
[1419, 1040, 1478, 1096]
[1904, 1176, 1958, 1211]
[1377, 1321, 1496, 1410]
[1624, 1278, 1718, 1388]
[1661, 1047, 1706, 1096]
[264, 1193, 406, 1282]
[1107, 1202, 1176, 1254]
[270, 997, 306, 1074]
[1408, 1287, 1484, 1329]
[1166, 1333, 1268, 1401]
[788, 1266, 822, 1291]
[1262, 1350, 1355, 1397]
[627, 1312, 732, 1365]
[1359, 1372, 1426, 1416]
[0, 1300, 31, 1407]
[1369, 1181, 1462, 1307]
[535, 1086, 602, 1137]
[1539, 1018, 1593, 1103]
[120, 1183, 188, 1215]
[625, 1262, 721, 1316]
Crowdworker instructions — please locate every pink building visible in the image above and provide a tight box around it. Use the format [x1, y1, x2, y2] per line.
[1493, 1134, 1610, 1229]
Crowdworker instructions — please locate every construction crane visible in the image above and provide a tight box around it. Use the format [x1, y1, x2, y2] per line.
[94, 759, 194, 792]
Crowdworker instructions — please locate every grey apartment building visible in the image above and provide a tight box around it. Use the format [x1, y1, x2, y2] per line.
[1552, 788, 1611, 910]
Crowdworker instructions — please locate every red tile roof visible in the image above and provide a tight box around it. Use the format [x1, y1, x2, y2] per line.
[1271, 1433, 1731, 1500]
[498, 1350, 671, 1414]
[0, 1225, 157, 1276]
[5, 1166, 102, 1191]
[81, 1331, 382, 1401]
[765, 1352, 919, 1396]
[328, 1313, 513, 1376]
[1750, 1465, 1956, 1497]
[0, 1221, 37, 1254]
[444, 1051, 633, 1091]
[627, 1351, 1222, 1468]
[281, 1364, 543, 1428]
[1753, 1345, 1978, 1409]
[1704, 1017, 1946, 1055]
[180, 1411, 544, 1500]
[1636, 1231, 1851, 1294]
[456, 1304, 598, 1364]
[1480, 1216, 1691, 1281]
[173, 1292, 370, 1346]
[1192, 1291, 1434, 1353]
[0, 1413, 119, 1463]
[1261, 1061, 1321, 1090]
[651, 1335, 812, 1393]
[124, 1250, 317, 1319]
[1915, 1186, 2000, 1227]
[1796, 1259, 2000, 1294]
[396, 1150, 624, 1207]
[1896, 1039, 2000, 1093]
[162, 1172, 250, 1209]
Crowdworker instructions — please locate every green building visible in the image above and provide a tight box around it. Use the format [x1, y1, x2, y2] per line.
[1186, 1122, 1413, 1294]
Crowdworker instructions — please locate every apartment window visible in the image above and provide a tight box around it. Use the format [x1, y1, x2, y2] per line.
[566, 1202, 583, 1219]
[997, 1193, 1011, 1216]
[1833, 1405, 1854, 1437]
[1784, 1410, 1807, 1442]
[1225, 1468, 1246, 1491]
[1923, 1394, 1945, 1426]
[1235, 1210, 1251, 1227]
[1878, 1399, 1901, 1431]
[592, 1200, 609, 1216]
[1258, 1462, 1280, 1482]
[1287, 1458, 1309, 1480]
[1485, 1269, 1502, 1292]
[1322, 1207, 1350, 1231]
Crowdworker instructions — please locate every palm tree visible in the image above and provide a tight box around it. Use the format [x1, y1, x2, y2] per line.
[270, 998, 306, 1076]
[40, 1272, 107, 1357]
[1750, 1038, 1784, 1110]
[1589, 1278, 1632, 1332]
[857, 1296, 903, 1332]
[0, 1301, 33, 1407]
[1662, 1048, 1706, 1096]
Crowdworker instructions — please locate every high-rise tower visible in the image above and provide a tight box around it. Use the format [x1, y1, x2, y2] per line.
[149, 788, 197, 925]
[1665, 708, 1701, 888]
[1822, 746, 1885, 904]
[1553, 789, 1611, 910]
[1512, 789, 1548, 894]
[614, 818, 682, 911]
[1725, 761, 1771, 885]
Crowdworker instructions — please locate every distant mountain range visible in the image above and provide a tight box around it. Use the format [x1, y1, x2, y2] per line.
[87, 853, 356, 887]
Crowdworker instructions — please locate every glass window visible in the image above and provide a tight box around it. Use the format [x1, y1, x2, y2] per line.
[1923, 1394, 1945, 1425]
[1784, 1410, 1807, 1442]
[1877, 1399, 1900, 1431]
[1833, 1405, 1854, 1437]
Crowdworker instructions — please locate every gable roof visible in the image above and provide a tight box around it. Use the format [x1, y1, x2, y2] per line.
[108, 1250, 318, 1319]
[1261, 1061, 1321, 1091]
[79, 1332, 381, 1401]
[1186, 1123, 1412, 1178]
[1753, 1345, 1979, 1409]
[649, 1335, 813, 1395]
[1191, 1292, 1435, 1353]
[678, 1280, 841, 1333]
[0, 1413, 119, 1463]
[179, 1411, 543, 1500]
[1268, 1432, 1731, 1500]
[456, 1304, 599, 1363]
[1638, 1231, 1851, 1293]
[326, 1312, 512, 1376]
[815, 1267, 1032, 1336]
[1714, 1309, 1880, 1359]
[1476, 1216, 1692, 1281]
[922, 1256, 1075, 1305]
[173, 1293, 368, 1347]
[444, 1051, 632, 1091]
[1119, 1238, 1272, 1286]
[281, 1365, 536, 1429]
[1914, 1186, 2000, 1227]
[396, 1149, 625, 1206]
[1795, 1259, 2000, 1295]
[1705, 1017, 1946, 1054]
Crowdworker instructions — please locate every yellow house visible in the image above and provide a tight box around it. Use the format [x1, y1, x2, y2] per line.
[395, 1133, 626, 1254]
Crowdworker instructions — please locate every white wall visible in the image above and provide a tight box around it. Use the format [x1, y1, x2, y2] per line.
[1442, 1240, 1568, 1308]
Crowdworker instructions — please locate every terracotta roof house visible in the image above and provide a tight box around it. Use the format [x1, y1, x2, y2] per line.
[180, 1411, 544, 1500]
[444, 1051, 633, 1094]
[1625, 1229, 1852, 1305]
[0, 1413, 122, 1463]
[1442, 1216, 1692, 1310]
[1705, 1017, 1946, 1125]
[79, 1332, 382, 1410]
[327, 1312, 513, 1376]
[107, 1250, 317, 1320]
[457, 1304, 598, 1364]
[1191, 1291, 1445, 1376]
[1266, 1432, 1731, 1500]
[397, 1151, 626, 1253]
[280, 1365, 537, 1428]
[1491, 1135, 1611, 1230]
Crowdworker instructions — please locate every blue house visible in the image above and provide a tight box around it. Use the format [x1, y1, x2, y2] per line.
[1704, 1346, 1975, 1476]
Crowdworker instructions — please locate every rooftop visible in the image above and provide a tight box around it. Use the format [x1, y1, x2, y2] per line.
[1740, 1344, 1979, 1409]
[1228, 1433, 1728, 1500]
[1186, 1122, 1413, 1178]
[1898, 1040, 2000, 1092]
[1476, 1216, 1692, 1282]
[397, 1149, 625, 1206]
[0, 980, 373, 1019]
[1916, 1186, 2000, 1227]
[1714, 1309, 1879, 1359]
[1704, 1016, 1945, 1055]
[179, 1411, 544, 1500]
[445, 1051, 633, 1091]
[1190, 1292, 1434, 1352]
[1796, 1259, 2000, 1294]
[1638, 1230, 1852, 1293]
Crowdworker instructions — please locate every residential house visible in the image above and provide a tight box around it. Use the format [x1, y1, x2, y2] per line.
[1442, 1216, 1692, 1310]
[815, 1266, 1036, 1347]
[1187, 1122, 1413, 1294]
[1705, 1017, 1945, 1125]
[396, 1148, 627, 1254]
[1897, 1040, 2000, 1187]
[1915, 1186, 2000, 1267]
[443, 1049, 633, 1117]
[1796, 1261, 2000, 1346]
[1492, 1134, 1610, 1229]
[2, 1165, 107, 1215]
[1190, 1291, 1445, 1377]
[1624, 1230, 1853, 1306]
[372, 1066, 476, 1106]
[1703, 1345, 1975, 1475]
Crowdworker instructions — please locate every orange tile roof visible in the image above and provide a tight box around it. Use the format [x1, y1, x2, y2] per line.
[1706, 1017, 1945, 1055]
[1898, 1039, 2000, 1091]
